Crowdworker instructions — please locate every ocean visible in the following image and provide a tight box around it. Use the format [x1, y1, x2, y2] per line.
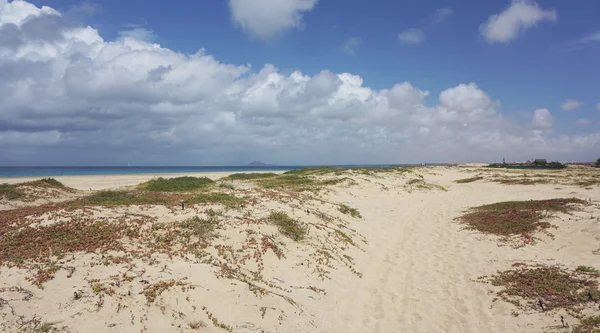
[0, 165, 409, 178]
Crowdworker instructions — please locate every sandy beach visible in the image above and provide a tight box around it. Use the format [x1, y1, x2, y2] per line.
[1, 166, 599, 333]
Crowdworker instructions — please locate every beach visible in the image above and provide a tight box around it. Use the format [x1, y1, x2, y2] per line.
[1, 166, 599, 332]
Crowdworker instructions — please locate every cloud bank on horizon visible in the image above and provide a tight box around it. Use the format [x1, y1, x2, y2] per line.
[0, 0, 598, 166]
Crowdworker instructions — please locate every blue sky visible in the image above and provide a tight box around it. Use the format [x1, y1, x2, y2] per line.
[0, 0, 599, 165]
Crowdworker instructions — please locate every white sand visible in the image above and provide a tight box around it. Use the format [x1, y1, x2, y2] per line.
[1, 167, 599, 332]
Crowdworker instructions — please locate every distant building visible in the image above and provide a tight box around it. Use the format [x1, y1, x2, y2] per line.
[533, 159, 547, 165]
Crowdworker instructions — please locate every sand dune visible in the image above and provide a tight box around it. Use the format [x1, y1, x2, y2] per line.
[1, 166, 599, 332]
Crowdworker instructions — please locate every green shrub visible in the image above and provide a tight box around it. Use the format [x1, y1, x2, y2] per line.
[39, 178, 64, 187]
[268, 211, 307, 241]
[144, 176, 214, 192]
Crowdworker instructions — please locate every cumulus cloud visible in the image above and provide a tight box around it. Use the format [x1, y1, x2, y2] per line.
[431, 8, 453, 24]
[342, 36, 362, 55]
[480, 0, 556, 44]
[0, 0, 598, 165]
[532, 109, 553, 129]
[398, 28, 425, 45]
[561, 99, 582, 112]
[228, 0, 317, 40]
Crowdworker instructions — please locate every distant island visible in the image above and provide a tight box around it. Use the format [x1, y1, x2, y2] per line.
[246, 161, 273, 167]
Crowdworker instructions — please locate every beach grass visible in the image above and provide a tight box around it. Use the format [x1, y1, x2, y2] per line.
[143, 176, 214, 192]
[268, 211, 308, 241]
[284, 166, 346, 176]
[338, 204, 362, 218]
[75, 190, 168, 206]
[220, 173, 278, 181]
[0, 183, 25, 200]
[185, 192, 244, 208]
[260, 174, 349, 192]
[458, 198, 586, 245]
[576, 266, 600, 274]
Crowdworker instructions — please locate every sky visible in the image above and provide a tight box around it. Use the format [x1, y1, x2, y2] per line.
[0, 0, 599, 166]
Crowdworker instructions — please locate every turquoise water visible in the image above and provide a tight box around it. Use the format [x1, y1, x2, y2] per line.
[0, 165, 408, 178]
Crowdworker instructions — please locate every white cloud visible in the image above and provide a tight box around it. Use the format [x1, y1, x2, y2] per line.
[432, 8, 453, 24]
[580, 31, 600, 44]
[342, 36, 362, 55]
[118, 28, 157, 43]
[576, 119, 590, 126]
[398, 28, 425, 45]
[561, 99, 582, 112]
[439, 83, 492, 113]
[0, 0, 598, 165]
[480, 0, 556, 44]
[228, 0, 317, 40]
[532, 109, 553, 129]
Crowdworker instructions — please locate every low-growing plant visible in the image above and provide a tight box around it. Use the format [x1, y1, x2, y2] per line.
[268, 211, 308, 241]
[179, 216, 219, 239]
[573, 315, 600, 332]
[141, 280, 186, 302]
[38, 178, 64, 187]
[455, 176, 484, 184]
[481, 264, 600, 312]
[0, 220, 127, 264]
[407, 178, 447, 191]
[144, 176, 214, 192]
[457, 198, 586, 245]
[76, 190, 167, 206]
[218, 183, 235, 190]
[260, 174, 349, 192]
[284, 166, 345, 176]
[185, 193, 244, 208]
[338, 204, 362, 218]
[576, 266, 599, 274]
[221, 173, 277, 180]
[0, 183, 24, 200]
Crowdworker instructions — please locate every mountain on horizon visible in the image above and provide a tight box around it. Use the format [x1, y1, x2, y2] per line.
[246, 161, 272, 167]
